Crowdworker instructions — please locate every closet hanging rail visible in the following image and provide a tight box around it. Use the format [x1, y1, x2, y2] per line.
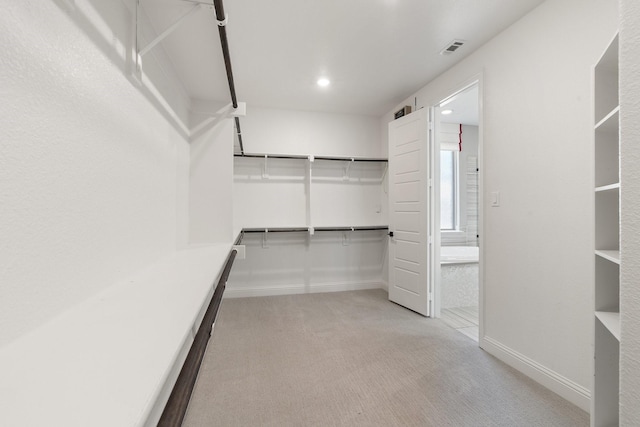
[314, 155, 387, 163]
[235, 153, 388, 162]
[241, 226, 388, 234]
[243, 227, 311, 233]
[212, 0, 245, 154]
[314, 226, 389, 232]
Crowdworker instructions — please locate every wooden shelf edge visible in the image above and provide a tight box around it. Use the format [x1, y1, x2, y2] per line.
[596, 311, 621, 341]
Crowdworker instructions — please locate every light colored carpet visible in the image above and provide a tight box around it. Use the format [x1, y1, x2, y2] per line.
[183, 289, 588, 427]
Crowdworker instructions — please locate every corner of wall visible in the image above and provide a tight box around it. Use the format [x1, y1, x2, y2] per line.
[189, 118, 234, 245]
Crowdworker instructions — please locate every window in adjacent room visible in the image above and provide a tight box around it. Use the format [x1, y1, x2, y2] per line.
[440, 150, 457, 230]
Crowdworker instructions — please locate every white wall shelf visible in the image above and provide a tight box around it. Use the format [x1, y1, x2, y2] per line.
[0, 244, 233, 427]
[595, 311, 621, 341]
[595, 249, 621, 264]
[595, 115, 620, 187]
[595, 183, 620, 192]
[592, 32, 620, 427]
[595, 106, 620, 132]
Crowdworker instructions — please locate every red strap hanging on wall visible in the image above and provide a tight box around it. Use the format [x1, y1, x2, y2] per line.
[459, 123, 463, 151]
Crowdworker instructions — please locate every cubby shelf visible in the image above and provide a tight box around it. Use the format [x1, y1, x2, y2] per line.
[595, 106, 620, 132]
[595, 311, 621, 341]
[592, 32, 620, 427]
[595, 183, 620, 192]
[595, 249, 620, 264]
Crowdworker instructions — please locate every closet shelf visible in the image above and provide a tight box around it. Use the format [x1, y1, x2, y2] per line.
[595, 311, 621, 341]
[595, 183, 620, 192]
[595, 106, 620, 132]
[595, 249, 620, 264]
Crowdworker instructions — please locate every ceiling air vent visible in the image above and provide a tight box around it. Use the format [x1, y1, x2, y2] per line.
[440, 40, 465, 55]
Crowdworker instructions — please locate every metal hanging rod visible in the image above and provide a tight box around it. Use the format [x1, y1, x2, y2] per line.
[213, 0, 236, 107]
[236, 153, 309, 160]
[212, 0, 245, 154]
[315, 156, 388, 163]
[243, 227, 310, 233]
[314, 226, 389, 232]
[242, 226, 388, 234]
[234, 153, 388, 162]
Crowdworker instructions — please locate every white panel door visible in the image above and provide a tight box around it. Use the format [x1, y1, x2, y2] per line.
[388, 109, 431, 316]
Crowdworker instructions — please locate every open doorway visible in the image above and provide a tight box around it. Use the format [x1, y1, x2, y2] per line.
[434, 82, 481, 342]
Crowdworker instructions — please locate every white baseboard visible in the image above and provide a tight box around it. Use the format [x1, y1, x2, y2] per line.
[481, 336, 590, 412]
[224, 281, 384, 298]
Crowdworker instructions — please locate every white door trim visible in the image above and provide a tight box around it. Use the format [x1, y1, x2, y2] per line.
[431, 75, 484, 347]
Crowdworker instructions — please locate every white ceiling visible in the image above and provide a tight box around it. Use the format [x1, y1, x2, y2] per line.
[440, 84, 479, 126]
[142, 0, 545, 117]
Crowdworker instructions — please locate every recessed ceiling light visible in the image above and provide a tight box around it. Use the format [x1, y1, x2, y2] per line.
[317, 78, 330, 87]
[441, 109, 453, 115]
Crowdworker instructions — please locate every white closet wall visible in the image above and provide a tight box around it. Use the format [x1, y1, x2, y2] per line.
[233, 158, 387, 229]
[312, 160, 387, 227]
[230, 231, 387, 297]
[619, 0, 640, 424]
[190, 118, 234, 244]
[234, 157, 308, 228]
[240, 106, 383, 157]
[0, 0, 191, 349]
[0, 2, 236, 425]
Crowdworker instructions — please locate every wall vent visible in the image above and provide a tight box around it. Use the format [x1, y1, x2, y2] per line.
[440, 40, 465, 55]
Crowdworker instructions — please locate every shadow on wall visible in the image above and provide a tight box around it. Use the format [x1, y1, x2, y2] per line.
[52, 0, 191, 137]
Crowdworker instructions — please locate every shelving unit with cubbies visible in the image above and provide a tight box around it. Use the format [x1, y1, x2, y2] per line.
[592, 33, 620, 427]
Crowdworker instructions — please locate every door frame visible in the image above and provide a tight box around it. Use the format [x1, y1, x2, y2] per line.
[431, 76, 484, 344]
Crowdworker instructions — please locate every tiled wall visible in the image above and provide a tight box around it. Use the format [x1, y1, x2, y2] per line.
[466, 155, 479, 246]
